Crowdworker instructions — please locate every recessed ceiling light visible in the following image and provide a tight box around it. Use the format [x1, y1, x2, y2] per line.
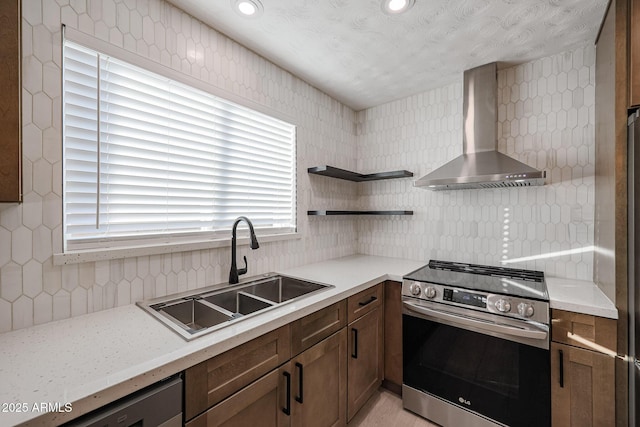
[232, 0, 264, 18]
[381, 0, 415, 15]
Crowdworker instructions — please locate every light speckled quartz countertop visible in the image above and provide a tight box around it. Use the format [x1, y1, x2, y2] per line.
[0, 255, 425, 426]
[0, 255, 618, 426]
[546, 277, 618, 319]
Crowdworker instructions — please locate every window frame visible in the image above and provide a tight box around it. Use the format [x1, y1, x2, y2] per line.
[60, 27, 298, 256]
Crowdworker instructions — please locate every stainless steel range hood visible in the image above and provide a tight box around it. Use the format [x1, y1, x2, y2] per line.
[414, 63, 546, 191]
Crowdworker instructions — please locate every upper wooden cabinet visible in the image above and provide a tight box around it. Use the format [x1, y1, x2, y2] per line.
[632, 0, 640, 107]
[0, 0, 21, 203]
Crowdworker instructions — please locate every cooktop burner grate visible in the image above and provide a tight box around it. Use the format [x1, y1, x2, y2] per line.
[428, 260, 544, 282]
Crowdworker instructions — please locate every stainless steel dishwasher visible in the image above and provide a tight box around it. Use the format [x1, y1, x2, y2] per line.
[63, 374, 182, 427]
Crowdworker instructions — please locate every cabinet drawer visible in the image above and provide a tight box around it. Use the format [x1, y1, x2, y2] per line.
[347, 283, 383, 324]
[185, 325, 291, 420]
[291, 301, 346, 356]
[551, 309, 616, 352]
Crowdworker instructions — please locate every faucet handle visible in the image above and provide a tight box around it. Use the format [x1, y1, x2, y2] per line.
[238, 255, 248, 276]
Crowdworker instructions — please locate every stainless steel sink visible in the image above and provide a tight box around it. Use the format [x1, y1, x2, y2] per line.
[154, 298, 232, 333]
[243, 276, 328, 303]
[137, 274, 332, 340]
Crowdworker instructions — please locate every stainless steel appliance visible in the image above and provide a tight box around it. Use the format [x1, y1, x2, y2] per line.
[413, 63, 546, 191]
[63, 374, 182, 426]
[402, 260, 551, 427]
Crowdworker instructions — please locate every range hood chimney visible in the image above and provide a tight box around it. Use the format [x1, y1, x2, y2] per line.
[414, 62, 546, 191]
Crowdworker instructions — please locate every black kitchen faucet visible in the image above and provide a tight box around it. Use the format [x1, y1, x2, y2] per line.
[229, 216, 260, 284]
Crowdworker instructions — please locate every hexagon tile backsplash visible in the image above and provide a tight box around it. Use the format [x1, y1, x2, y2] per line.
[0, 0, 597, 333]
[356, 46, 595, 280]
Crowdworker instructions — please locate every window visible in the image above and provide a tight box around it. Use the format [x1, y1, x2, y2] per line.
[62, 40, 296, 251]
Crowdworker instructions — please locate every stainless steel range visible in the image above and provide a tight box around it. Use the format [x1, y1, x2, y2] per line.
[402, 260, 550, 427]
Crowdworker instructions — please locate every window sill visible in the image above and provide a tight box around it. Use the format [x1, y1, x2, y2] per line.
[53, 232, 301, 266]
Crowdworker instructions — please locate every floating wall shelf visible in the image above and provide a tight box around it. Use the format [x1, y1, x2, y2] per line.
[308, 210, 413, 216]
[307, 165, 414, 216]
[307, 165, 413, 182]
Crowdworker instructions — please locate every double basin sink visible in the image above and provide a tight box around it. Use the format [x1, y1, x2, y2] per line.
[137, 274, 332, 340]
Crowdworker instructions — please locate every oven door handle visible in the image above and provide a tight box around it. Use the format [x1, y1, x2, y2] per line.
[403, 301, 548, 340]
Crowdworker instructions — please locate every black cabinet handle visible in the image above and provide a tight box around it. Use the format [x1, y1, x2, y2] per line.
[295, 362, 304, 403]
[559, 349, 564, 388]
[351, 328, 358, 359]
[359, 296, 377, 306]
[282, 371, 291, 415]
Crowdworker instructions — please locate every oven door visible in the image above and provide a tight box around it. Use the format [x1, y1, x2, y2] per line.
[402, 299, 550, 427]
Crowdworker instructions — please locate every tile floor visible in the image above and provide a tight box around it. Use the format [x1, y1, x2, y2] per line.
[348, 388, 439, 427]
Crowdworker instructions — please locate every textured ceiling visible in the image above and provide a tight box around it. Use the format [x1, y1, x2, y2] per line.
[166, 0, 608, 111]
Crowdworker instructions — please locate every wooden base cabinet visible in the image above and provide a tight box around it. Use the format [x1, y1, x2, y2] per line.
[189, 334, 350, 427]
[183, 285, 388, 427]
[184, 303, 349, 427]
[550, 309, 616, 427]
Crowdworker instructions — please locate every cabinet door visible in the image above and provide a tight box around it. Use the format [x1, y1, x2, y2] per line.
[347, 307, 383, 421]
[0, 0, 21, 202]
[383, 281, 402, 394]
[291, 328, 347, 427]
[551, 342, 615, 427]
[186, 363, 292, 427]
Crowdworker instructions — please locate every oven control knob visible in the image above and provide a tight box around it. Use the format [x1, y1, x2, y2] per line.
[517, 302, 534, 318]
[409, 283, 421, 296]
[494, 299, 511, 313]
[424, 286, 437, 299]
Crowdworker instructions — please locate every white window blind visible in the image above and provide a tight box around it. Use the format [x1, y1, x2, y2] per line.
[63, 41, 296, 251]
